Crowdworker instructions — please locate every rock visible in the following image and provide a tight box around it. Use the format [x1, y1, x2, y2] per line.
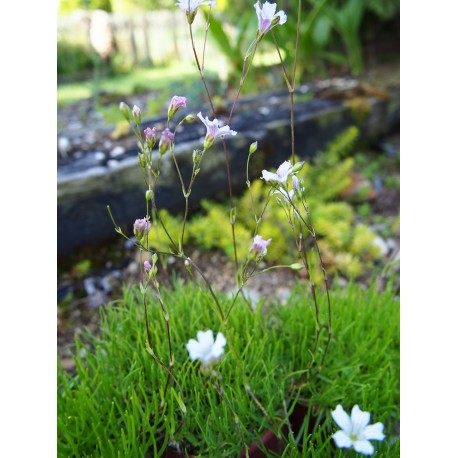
[109, 145, 126, 157]
[372, 236, 389, 257]
[58, 137, 71, 158]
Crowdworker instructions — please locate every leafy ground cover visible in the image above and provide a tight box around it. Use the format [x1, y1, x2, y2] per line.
[58, 279, 399, 457]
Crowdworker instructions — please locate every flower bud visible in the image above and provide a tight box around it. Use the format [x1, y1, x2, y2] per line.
[168, 95, 187, 121]
[249, 141, 258, 155]
[159, 128, 174, 155]
[132, 105, 142, 124]
[133, 217, 151, 241]
[185, 114, 195, 122]
[289, 263, 303, 271]
[138, 152, 146, 168]
[144, 127, 157, 149]
[119, 102, 131, 121]
[145, 189, 153, 201]
[291, 161, 305, 174]
[144, 261, 152, 272]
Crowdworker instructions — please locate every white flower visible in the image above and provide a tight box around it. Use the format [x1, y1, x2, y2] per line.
[176, 0, 216, 13]
[250, 234, 272, 256]
[186, 330, 226, 365]
[254, 1, 287, 36]
[197, 112, 237, 149]
[331, 405, 385, 456]
[261, 160, 293, 184]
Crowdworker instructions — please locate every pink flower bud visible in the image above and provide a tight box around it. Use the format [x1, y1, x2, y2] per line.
[159, 128, 174, 155]
[144, 261, 152, 272]
[133, 217, 151, 241]
[144, 127, 157, 149]
[168, 95, 187, 120]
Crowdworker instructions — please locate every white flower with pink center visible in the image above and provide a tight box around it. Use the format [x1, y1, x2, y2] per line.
[197, 112, 237, 149]
[251, 234, 272, 257]
[254, 1, 287, 36]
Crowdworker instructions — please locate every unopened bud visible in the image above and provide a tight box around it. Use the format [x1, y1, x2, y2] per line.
[159, 128, 174, 155]
[133, 217, 151, 242]
[138, 152, 146, 168]
[291, 161, 305, 174]
[144, 261, 152, 272]
[185, 114, 195, 122]
[144, 127, 157, 149]
[249, 141, 258, 155]
[119, 102, 131, 121]
[132, 105, 142, 124]
[145, 189, 153, 201]
[289, 263, 303, 271]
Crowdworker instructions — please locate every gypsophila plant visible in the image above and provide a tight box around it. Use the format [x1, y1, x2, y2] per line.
[94, 0, 393, 455]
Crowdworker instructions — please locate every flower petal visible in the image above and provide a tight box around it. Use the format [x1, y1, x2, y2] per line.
[362, 422, 385, 441]
[185, 339, 202, 361]
[353, 439, 375, 456]
[351, 405, 371, 434]
[261, 170, 281, 182]
[276, 160, 292, 177]
[332, 430, 352, 449]
[331, 405, 352, 434]
[197, 330, 214, 347]
[212, 332, 227, 358]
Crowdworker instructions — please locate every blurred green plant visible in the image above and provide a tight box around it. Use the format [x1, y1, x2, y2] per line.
[57, 41, 95, 77]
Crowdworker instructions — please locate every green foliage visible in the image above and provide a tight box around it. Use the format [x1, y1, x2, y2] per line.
[58, 281, 399, 456]
[59, 0, 112, 13]
[57, 41, 95, 76]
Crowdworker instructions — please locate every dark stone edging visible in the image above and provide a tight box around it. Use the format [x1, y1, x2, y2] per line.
[58, 86, 399, 256]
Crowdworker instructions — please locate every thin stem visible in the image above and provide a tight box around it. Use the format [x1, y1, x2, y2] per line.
[189, 22, 216, 115]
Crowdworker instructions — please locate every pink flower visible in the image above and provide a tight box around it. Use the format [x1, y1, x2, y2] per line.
[144, 127, 157, 148]
[261, 160, 293, 184]
[254, 1, 287, 36]
[133, 217, 151, 241]
[168, 95, 187, 120]
[197, 112, 237, 150]
[159, 128, 174, 155]
[144, 261, 152, 272]
[251, 234, 272, 256]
